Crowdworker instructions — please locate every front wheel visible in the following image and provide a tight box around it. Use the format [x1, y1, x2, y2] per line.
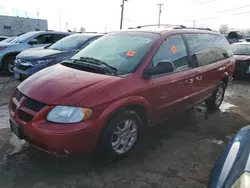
[98, 110, 143, 160]
[205, 81, 226, 110]
[4, 55, 16, 75]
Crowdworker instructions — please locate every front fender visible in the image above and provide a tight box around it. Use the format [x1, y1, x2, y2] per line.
[99, 96, 151, 123]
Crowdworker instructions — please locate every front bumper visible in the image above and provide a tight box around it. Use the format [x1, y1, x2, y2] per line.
[14, 63, 51, 80]
[9, 92, 103, 156]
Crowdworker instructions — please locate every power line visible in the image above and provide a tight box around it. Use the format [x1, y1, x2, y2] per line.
[233, 10, 250, 15]
[216, 4, 250, 13]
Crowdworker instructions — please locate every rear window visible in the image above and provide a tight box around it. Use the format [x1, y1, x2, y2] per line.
[231, 44, 250, 55]
[49, 34, 94, 51]
[185, 34, 233, 67]
[71, 32, 160, 73]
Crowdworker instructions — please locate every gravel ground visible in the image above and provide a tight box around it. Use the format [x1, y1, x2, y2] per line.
[0, 76, 249, 188]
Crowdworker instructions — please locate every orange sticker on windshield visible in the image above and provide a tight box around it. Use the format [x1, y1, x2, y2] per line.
[127, 50, 136, 57]
[171, 45, 177, 54]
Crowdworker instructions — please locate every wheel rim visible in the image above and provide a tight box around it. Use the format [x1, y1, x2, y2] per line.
[111, 119, 138, 155]
[215, 85, 224, 106]
[8, 60, 14, 73]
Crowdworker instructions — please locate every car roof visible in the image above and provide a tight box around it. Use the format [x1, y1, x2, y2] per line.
[112, 25, 218, 35]
[72, 33, 104, 37]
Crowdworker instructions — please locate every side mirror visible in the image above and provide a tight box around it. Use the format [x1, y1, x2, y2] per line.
[143, 60, 175, 79]
[29, 39, 38, 45]
[75, 49, 80, 54]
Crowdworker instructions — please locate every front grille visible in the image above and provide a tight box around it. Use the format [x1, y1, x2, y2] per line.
[15, 64, 31, 71]
[12, 90, 47, 123]
[15, 90, 24, 101]
[19, 110, 34, 122]
[23, 98, 45, 112]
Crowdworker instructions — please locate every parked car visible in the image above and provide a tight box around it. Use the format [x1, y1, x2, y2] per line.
[231, 42, 250, 78]
[0, 36, 16, 43]
[13, 33, 104, 80]
[228, 31, 247, 44]
[0, 31, 71, 74]
[207, 125, 250, 188]
[9, 25, 235, 159]
[0, 36, 8, 42]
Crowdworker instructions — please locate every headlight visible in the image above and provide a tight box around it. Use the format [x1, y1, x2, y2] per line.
[33, 59, 54, 66]
[47, 106, 93, 123]
[0, 46, 7, 51]
[232, 172, 250, 188]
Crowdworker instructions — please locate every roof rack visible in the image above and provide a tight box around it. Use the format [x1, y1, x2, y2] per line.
[175, 27, 212, 31]
[128, 24, 186, 29]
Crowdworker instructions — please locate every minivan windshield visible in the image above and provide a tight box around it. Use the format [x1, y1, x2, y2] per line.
[71, 32, 159, 73]
[11, 32, 38, 43]
[231, 44, 250, 55]
[49, 34, 95, 51]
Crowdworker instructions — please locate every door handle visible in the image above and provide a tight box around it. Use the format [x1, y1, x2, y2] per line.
[185, 79, 193, 85]
[196, 76, 203, 81]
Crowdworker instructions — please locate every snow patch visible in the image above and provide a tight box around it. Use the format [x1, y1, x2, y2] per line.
[220, 102, 237, 112]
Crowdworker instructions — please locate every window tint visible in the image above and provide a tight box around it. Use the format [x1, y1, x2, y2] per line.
[34, 34, 53, 44]
[53, 34, 69, 43]
[185, 34, 233, 67]
[152, 35, 189, 71]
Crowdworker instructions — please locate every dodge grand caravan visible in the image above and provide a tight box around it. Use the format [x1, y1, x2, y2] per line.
[9, 25, 235, 159]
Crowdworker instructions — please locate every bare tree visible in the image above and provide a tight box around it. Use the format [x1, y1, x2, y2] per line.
[219, 24, 229, 34]
[79, 27, 86, 33]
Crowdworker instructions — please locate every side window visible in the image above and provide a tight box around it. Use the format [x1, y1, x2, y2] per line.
[185, 34, 233, 67]
[152, 35, 189, 71]
[34, 34, 53, 44]
[53, 34, 68, 43]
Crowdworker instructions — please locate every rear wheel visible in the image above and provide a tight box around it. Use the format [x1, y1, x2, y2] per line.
[3, 55, 16, 75]
[98, 110, 143, 161]
[205, 81, 225, 110]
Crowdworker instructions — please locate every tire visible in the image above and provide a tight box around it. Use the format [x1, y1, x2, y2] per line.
[98, 110, 143, 161]
[3, 55, 16, 75]
[205, 81, 226, 110]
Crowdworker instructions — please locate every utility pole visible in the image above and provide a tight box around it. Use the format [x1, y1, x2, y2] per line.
[157, 3, 164, 27]
[37, 9, 40, 29]
[120, 0, 127, 30]
[193, 20, 197, 28]
[59, 10, 62, 31]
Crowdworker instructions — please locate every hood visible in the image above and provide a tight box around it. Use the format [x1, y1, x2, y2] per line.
[18, 64, 121, 105]
[24, 46, 46, 51]
[234, 55, 250, 62]
[0, 42, 19, 47]
[17, 48, 71, 60]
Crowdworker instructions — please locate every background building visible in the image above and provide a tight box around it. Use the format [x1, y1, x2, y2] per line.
[0, 15, 48, 36]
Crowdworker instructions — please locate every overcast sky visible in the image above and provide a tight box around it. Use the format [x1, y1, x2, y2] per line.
[0, 0, 250, 32]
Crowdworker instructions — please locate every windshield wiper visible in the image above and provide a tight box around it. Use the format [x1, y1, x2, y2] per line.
[78, 57, 118, 73]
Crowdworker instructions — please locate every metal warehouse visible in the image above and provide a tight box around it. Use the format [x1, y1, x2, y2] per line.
[0, 15, 48, 36]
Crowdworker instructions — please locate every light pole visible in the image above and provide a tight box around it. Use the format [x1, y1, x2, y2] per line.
[120, 0, 127, 30]
[157, 3, 164, 28]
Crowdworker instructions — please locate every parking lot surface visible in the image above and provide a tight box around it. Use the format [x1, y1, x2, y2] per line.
[0, 76, 249, 188]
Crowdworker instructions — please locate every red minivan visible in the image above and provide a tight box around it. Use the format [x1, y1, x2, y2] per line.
[9, 26, 235, 159]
